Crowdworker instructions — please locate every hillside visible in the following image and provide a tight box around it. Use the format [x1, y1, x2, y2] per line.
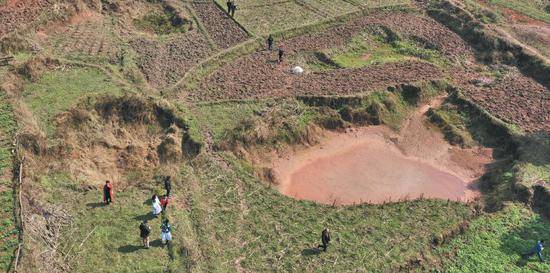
[0, 0, 548, 272]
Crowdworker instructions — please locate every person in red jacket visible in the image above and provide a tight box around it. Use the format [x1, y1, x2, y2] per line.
[103, 180, 113, 205]
[160, 195, 170, 211]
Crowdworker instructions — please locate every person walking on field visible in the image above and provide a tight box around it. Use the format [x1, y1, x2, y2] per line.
[267, 34, 274, 51]
[522, 240, 545, 262]
[152, 194, 162, 217]
[226, 0, 232, 14]
[160, 195, 170, 212]
[103, 180, 113, 205]
[139, 220, 151, 248]
[164, 176, 172, 197]
[230, 2, 237, 17]
[318, 228, 331, 252]
[278, 45, 285, 63]
[161, 219, 173, 246]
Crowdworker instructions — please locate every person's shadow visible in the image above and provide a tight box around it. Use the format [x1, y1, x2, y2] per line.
[301, 247, 321, 256]
[150, 239, 162, 248]
[118, 239, 163, 253]
[118, 244, 142, 253]
[86, 202, 104, 209]
[134, 212, 155, 222]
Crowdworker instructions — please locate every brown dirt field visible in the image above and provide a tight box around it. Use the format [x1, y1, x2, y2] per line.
[196, 59, 442, 101]
[130, 30, 214, 88]
[272, 98, 493, 205]
[283, 12, 473, 57]
[454, 68, 550, 133]
[0, 0, 53, 38]
[191, 1, 249, 49]
[194, 11, 469, 101]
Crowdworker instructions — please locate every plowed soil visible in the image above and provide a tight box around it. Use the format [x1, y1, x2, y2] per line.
[454, 68, 550, 133]
[130, 31, 213, 88]
[191, 2, 248, 49]
[195, 57, 442, 101]
[272, 98, 493, 205]
[284, 11, 473, 57]
[0, 0, 53, 38]
[195, 12, 468, 101]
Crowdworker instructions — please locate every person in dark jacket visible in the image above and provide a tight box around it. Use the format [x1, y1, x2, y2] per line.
[164, 176, 172, 197]
[103, 180, 113, 205]
[226, 0, 232, 14]
[161, 219, 173, 246]
[230, 2, 237, 17]
[139, 220, 151, 248]
[523, 240, 545, 262]
[267, 34, 274, 51]
[318, 228, 331, 251]
[278, 46, 285, 63]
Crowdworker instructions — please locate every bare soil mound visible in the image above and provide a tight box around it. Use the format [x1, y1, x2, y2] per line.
[191, 2, 248, 49]
[23, 96, 200, 189]
[272, 99, 493, 205]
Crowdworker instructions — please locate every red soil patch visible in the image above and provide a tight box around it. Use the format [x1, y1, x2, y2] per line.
[500, 6, 544, 26]
[361, 53, 371, 61]
[272, 99, 492, 205]
[454, 68, 550, 133]
[191, 2, 249, 49]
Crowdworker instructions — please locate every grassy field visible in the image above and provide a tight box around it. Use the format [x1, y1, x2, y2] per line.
[233, 1, 324, 35]
[0, 91, 18, 272]
[327, 33, 447, 69]
[28, 150, 475, 273]
[22, 67, 125, 136]
[433, 203, 550, 272]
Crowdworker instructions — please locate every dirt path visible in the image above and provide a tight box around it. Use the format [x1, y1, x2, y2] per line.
[272, 98, 493, 205]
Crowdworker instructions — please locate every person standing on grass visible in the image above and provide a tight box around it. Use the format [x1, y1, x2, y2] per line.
[152, 194, 162, 217]
[161, 219, 173, 246]
[318, 228, 331, 252]
[226, 0, 232, 14]
[103, 180, 113, 205]
[278, 45, 285, 63]
[139, 220, 151, 248]
[164, 176, 172, 197]
[523, 240, 545, 262]
[267, 34, 274, 51]
[160, 195, 170, 212]
[230, 2, 237, 17]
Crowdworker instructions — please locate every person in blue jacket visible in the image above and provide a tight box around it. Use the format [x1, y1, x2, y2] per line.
[522, 240, 545, 262]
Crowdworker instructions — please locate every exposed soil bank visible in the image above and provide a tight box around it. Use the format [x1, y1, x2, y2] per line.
[272, 99, 493, 205]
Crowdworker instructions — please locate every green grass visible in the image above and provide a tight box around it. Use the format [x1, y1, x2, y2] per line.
[182, 153, 474, 272]
[349, 0, 411, 7]
[231, 1, 324, 35]
[433, 203, 550, 272]
[327, 33, 448, 69]
[0, 91, 18, 271]
[490, 0, 550, 23]
[133, 10, 191, 35]
[197, 99, 319, 148]
[22, 67, 124, 136]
